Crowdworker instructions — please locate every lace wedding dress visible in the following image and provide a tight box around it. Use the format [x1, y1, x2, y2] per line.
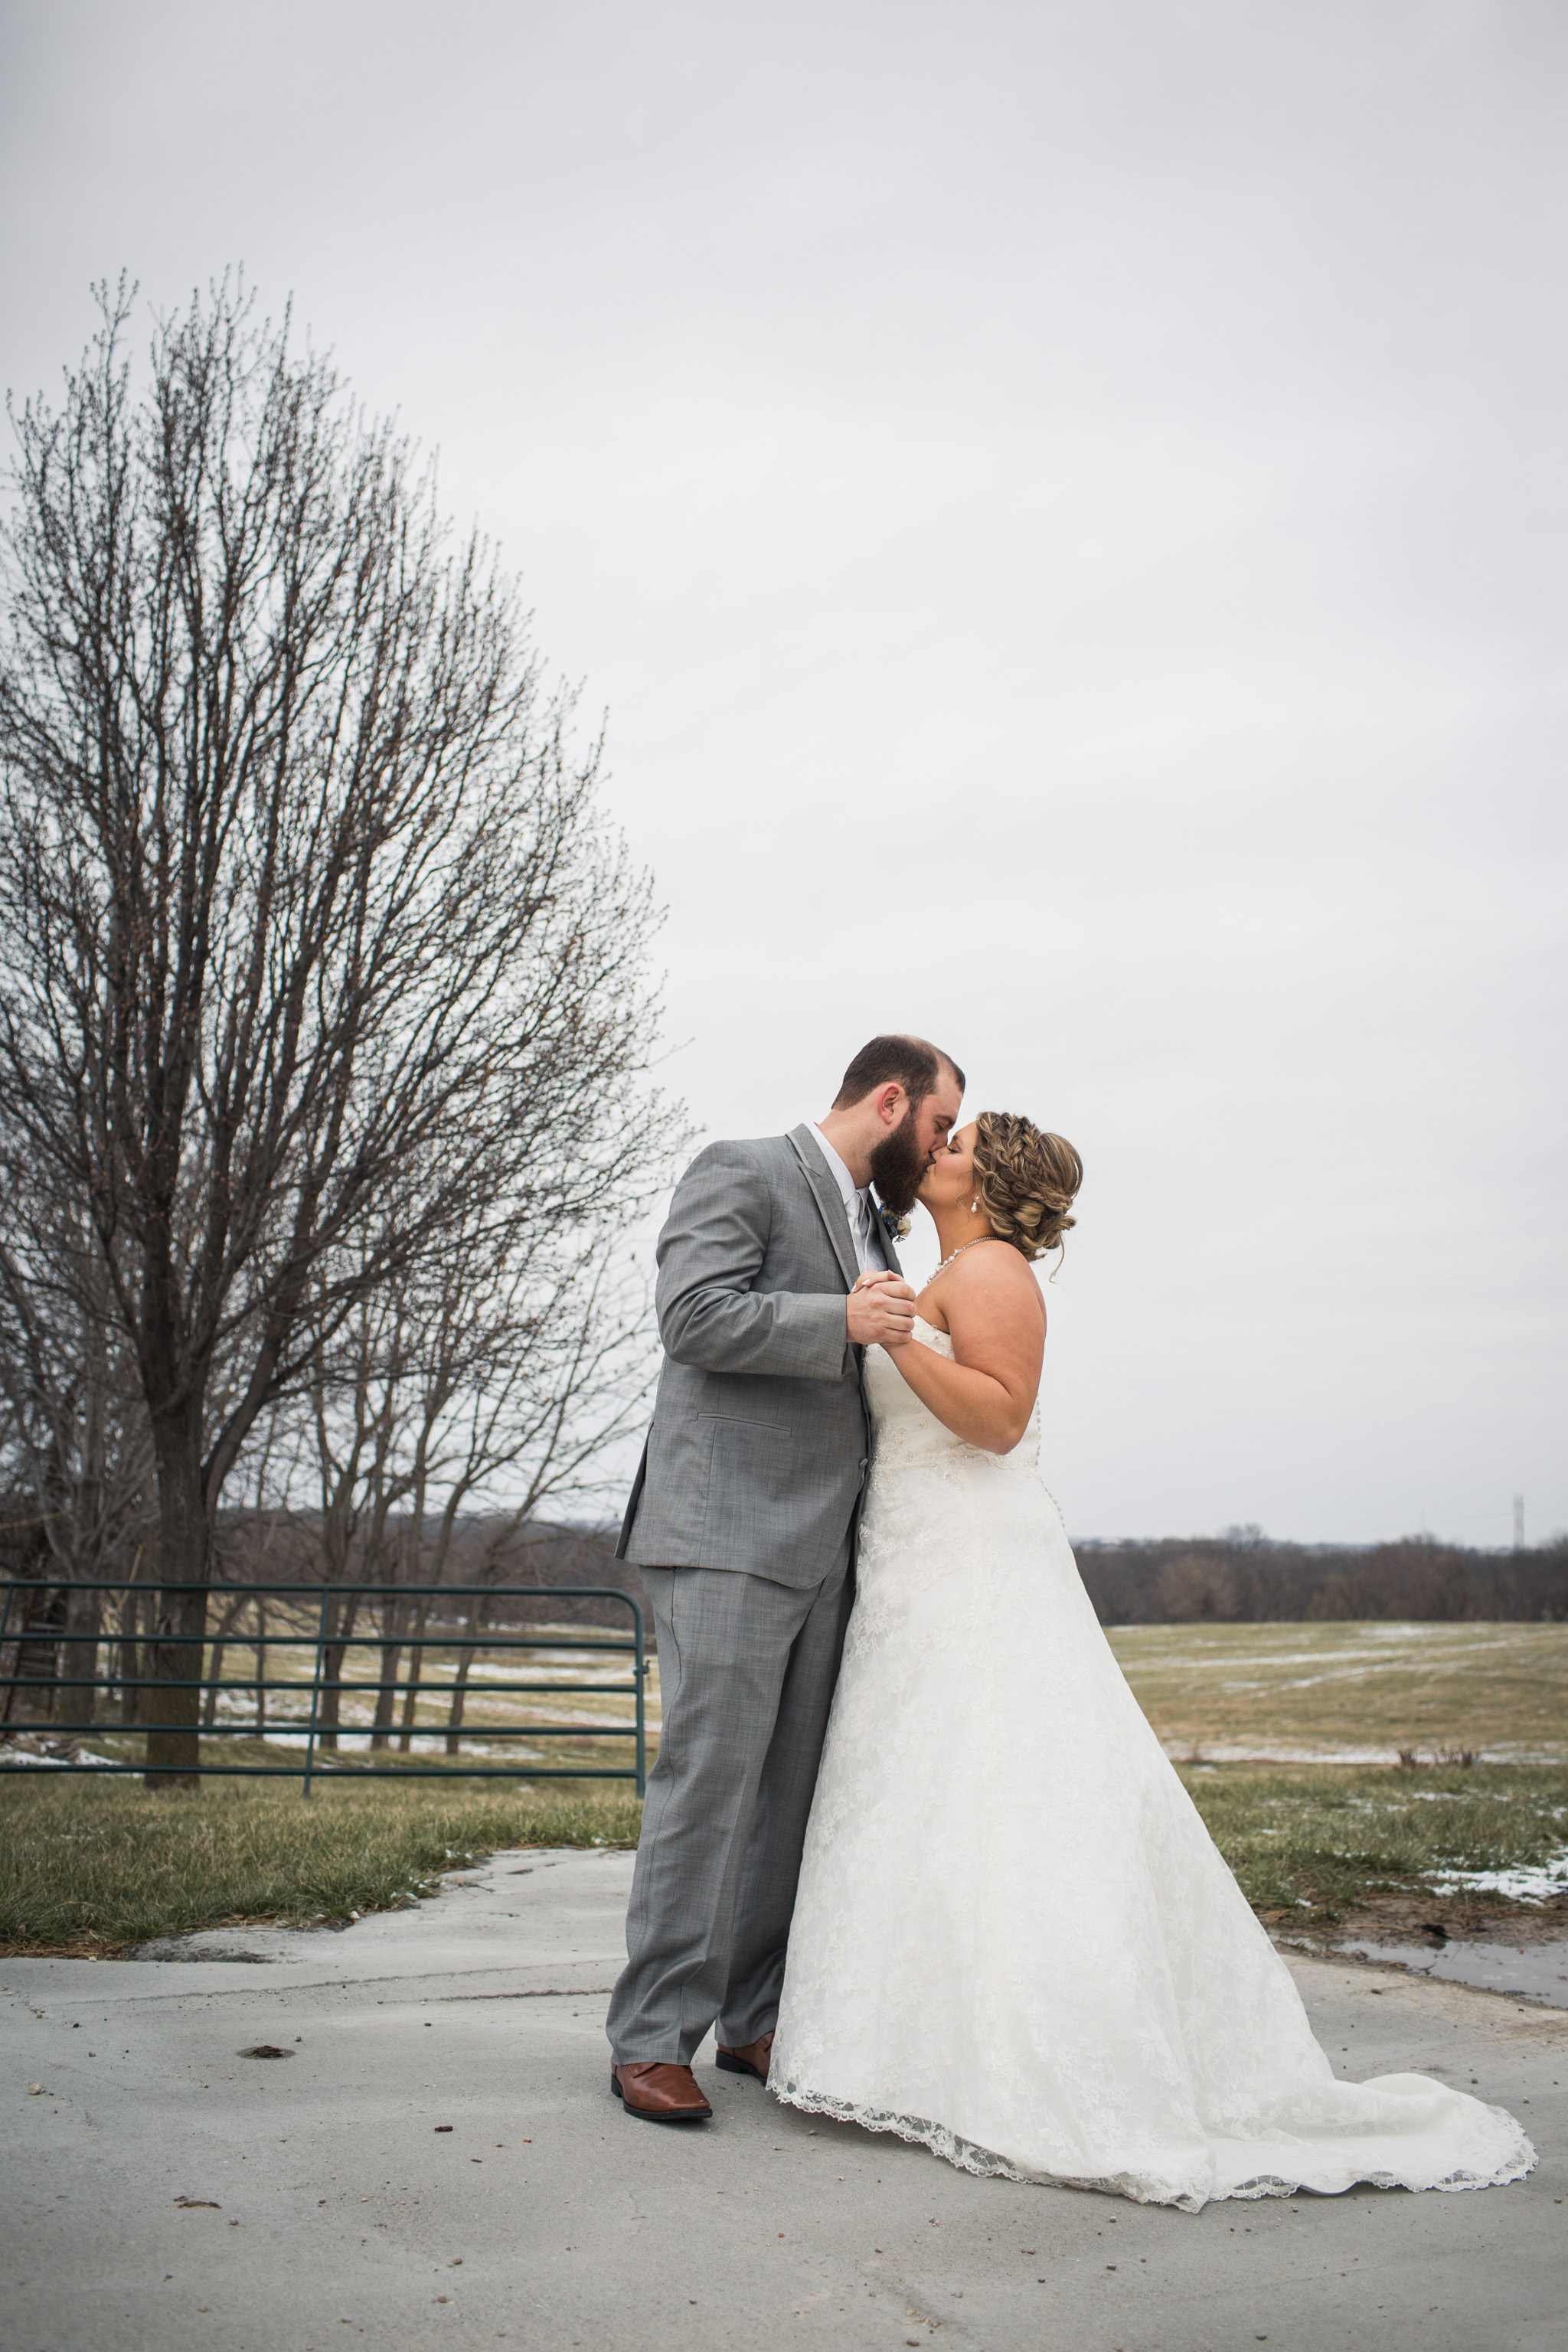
[769, 1321, 1533, 2210]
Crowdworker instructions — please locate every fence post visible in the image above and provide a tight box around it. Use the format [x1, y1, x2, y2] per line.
[302, 1587, 333, 1798]
[633, 1600, 646, 1797]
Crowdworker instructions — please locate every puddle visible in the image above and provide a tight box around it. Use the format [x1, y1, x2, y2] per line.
[1302, 1935, 1568, 2009]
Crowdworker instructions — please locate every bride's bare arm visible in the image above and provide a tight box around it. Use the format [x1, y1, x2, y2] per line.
[878, 1245, 1044, 1452]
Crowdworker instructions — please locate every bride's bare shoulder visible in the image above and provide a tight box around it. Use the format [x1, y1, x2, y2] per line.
[918, 1239, 1045, 1337]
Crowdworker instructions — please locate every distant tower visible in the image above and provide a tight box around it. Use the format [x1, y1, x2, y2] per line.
[1512, 1494, 1525, 1550]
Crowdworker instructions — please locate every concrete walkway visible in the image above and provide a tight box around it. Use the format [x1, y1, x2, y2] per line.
[3, 1851, 1564, 2352]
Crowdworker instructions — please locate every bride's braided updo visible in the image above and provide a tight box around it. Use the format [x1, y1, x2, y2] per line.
[972, 1113, 1083, 1263]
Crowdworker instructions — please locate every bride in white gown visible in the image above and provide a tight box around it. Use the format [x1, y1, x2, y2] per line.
[769, 1113, 1532, 2212]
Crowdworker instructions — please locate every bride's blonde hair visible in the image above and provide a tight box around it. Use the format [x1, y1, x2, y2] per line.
[972, 1113, 1083, 1264]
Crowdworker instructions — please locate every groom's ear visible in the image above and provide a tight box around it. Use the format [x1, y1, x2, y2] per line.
[873, 1082, 908, 1128]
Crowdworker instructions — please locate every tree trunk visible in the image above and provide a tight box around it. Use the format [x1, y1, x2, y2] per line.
[202, 1641, 225, 1728]
[143, 1416, 207, 1788]
[445, 1597, 489, 1756]
[118, 1588, 142, 1726]
[65, 1587, 103, 1726]
[11, 1584, 65, 1723]
[317, 1590, 362, 1752]
[370, 1643, 403, 1748]
[200, 1596, 248, 1729]
[0, 1582, 51, 1725]
[398, 1599, 434, 1751]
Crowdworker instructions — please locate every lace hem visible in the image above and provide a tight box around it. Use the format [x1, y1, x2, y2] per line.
[769, 2080, 1535, 2213]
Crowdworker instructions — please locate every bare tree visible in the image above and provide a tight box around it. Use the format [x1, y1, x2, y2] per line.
[0, 278, 671, 1781]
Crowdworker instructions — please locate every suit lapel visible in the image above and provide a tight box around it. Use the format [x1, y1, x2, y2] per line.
[787, 1125, 861, 1294]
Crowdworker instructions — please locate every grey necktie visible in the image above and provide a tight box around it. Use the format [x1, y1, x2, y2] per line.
[854, 1189, 878, 1272]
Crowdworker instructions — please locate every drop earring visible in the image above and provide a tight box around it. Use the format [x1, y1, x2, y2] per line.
[969, 1198, 980, 1214]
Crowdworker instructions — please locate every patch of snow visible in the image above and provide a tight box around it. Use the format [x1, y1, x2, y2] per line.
[458, 1662, 632, 1684]
[1425, 1854, 1568, 1906]
[1161, 1740, 1405, 1764]
[260, 1724, 630, 1752]
[0, 1746, 120, 1769]
[1161, 1740, 1563, 1766]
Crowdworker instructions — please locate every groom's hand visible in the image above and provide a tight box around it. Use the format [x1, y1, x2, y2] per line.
[846, 1271, 918, 1348]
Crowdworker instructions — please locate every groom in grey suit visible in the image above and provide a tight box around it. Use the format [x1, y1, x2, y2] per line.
[606, 1035, 965, 2122]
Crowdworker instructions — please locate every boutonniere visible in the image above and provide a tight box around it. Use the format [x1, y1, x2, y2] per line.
[877, 1200, 911, 1243]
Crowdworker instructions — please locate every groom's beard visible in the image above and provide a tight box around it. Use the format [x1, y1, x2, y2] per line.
[867, 1116, 929, 1217]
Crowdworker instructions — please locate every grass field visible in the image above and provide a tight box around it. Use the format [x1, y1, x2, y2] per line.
[3, 1620, 1565, 1955]
[17, 1618, 1563, 1775]
[0, 1778, 642, 1955]
[3, 1759, 1563, 1956]
[1181, 1764, 1568, 1919]
[1104, 1621, 1568, 1762]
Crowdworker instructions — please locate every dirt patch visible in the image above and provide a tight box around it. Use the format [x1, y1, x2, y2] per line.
[1258, 1890, 1568, 1949]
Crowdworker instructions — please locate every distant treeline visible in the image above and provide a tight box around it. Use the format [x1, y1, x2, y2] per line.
[452, 1524, 1568, 1629]
[1071, 1534, 1568, 1625]
[8, 1508, 1563, 1641]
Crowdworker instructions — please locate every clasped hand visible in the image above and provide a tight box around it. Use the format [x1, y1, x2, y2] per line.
[846, 1268, 917, 1348]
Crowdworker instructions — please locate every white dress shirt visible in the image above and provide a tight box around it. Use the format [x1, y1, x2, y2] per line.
[808, 1124, 889, 1276]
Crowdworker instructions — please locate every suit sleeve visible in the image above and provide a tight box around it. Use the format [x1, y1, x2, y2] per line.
[655, 1141, 851, 1380]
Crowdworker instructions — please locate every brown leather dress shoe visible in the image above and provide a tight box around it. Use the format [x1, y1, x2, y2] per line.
[610, 2062, 713, 2123]
[715, 2029, 774, 2083]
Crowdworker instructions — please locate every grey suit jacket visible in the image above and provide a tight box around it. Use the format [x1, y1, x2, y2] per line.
[616, 1125, 903, 1586]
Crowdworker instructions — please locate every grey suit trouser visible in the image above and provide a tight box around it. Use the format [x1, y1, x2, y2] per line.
[606, 1549, 854, 2064]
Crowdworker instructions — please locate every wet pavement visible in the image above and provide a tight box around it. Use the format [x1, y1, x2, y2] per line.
[1323, 1935, 1568, 2011]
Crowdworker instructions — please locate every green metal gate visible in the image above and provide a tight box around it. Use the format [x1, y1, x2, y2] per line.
[0, 1578, 646, 1795]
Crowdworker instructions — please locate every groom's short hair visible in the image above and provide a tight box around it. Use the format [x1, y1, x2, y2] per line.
[833, 1034, 965, 1111]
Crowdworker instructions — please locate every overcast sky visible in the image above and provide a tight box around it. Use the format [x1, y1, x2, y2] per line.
[4, 0, 1564, 1544]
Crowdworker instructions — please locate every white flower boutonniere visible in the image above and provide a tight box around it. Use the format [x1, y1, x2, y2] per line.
[877, 1201, 912, 1243]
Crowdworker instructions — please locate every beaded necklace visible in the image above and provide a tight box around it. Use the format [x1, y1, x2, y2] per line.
[928, 1233, 1003, 1282]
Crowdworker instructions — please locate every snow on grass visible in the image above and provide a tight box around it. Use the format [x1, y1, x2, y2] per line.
[1426, 1854, 1568, 1904]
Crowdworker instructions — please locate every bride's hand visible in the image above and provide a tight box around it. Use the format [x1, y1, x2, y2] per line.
[847, 1270, 917, 1349]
